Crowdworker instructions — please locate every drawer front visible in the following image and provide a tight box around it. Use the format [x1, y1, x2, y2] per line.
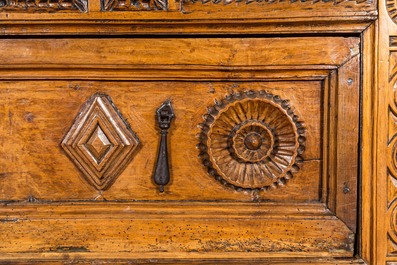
[0, 37, 360, 261]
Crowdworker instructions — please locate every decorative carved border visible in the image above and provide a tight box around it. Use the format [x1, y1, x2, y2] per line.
[101, 0, 167, 11]
[188, 0, 372, 6]
[0, 0, 88, 12]
[388, 37, 397, 255]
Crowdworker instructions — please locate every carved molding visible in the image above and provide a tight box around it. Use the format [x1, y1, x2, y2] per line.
[0, 0, 88, 12]
[101, 0, 167, 11]
[61, 93, 140, 191]
[188, 0, 371, 6]
[198, 90, 305, 191]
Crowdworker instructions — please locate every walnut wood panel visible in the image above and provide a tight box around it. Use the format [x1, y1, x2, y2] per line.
[0, 37, 358, 68]
[0, 20, 375, 35]
[0, 37, 359, 82]
[180, 0, 375, 20]
[0, 81, 322, 202]
[359, 24, 376, 264]
[334, 55, 360, 232]
[0, 0, 376, 38]
[0, 203, 354, 260]
[0, 219, 353, 258]
[0, 32, 362, 263]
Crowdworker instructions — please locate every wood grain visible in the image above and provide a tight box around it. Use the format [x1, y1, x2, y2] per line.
[0, 15, 370, 263]
[334, 55, 360, 232]
[0, 0, 376, 38]
[0, 215, 353, 257]
[0, 259, 367, 265]
[0, 37, 359, 68]
[0, 81, 322, 202]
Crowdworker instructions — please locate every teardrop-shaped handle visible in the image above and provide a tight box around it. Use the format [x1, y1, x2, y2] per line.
[154, 131, 170, 192]
[153, 100, 175, 192]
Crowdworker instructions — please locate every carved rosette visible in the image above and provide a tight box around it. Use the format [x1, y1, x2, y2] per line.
[198, 90, 305, 191]
[61, 93, 140, 191]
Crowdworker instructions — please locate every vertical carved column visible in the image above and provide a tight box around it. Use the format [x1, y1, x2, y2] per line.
[383, 0, 397, 262]
[387, 38, 397, 259]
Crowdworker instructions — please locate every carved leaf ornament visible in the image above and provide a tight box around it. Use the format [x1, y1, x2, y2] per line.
[198, 90, 305, 191]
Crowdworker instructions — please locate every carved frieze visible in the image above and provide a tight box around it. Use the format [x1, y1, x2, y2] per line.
[101, 0, 167, 11]
[198, 90, 305, 191]
[61, 93, 140, 191]
[187, 0, 372, 6]
[0, 0, 88, 12]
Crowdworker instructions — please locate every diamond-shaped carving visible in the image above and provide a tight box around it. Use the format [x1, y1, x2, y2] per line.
[85, 125, 113, 163]
[62, 93, 140, 191]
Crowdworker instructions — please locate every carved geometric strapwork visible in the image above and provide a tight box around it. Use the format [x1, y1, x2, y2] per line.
[389, 198, 397, 254]
[188, 0, 370, 6]
[0, 0, 88, 12]
[388, 42, 397, 255]
[198, 90, 305, 192]
[61, 93, 140, 191]
[101, 0, 167, 11]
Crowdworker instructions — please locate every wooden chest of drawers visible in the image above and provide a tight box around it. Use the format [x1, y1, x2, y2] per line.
[0, 0, 392, 263]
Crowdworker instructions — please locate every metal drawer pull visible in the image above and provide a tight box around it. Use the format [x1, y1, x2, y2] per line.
[153, 100, 175, 192]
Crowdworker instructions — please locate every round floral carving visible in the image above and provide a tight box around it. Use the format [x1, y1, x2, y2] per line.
[198, 90, 305, 191]
[230, 121, 274, 163]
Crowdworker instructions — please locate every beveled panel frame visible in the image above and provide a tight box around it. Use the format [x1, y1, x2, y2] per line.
[0, 34, 371, 263]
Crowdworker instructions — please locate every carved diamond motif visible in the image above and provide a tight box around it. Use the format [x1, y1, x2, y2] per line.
[85, 125, 113, 163]
[62, 94, 140, 191]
